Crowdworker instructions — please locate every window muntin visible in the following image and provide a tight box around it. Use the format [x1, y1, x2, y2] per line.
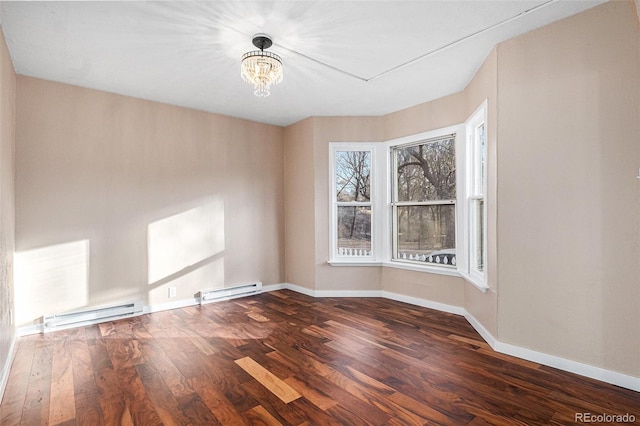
[391, 135, 456, 266]
[332, 149, 374, 259]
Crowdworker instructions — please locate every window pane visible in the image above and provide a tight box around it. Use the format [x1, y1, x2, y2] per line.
[474, 123, 486, 194]
[480, 124, 486, 191]
[395, 138, 455, 202]
[473, 199, 484, 271]
[396, 204, 456, 265]
[336, 151, 371, 202]
[337, 206, 371, 256]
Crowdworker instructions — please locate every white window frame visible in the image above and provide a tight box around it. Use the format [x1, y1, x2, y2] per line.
[329, 143, 381, 264]
[460, 100, 489, 291]
[328, 116, 489, 288]
[382, 125, 463, 276]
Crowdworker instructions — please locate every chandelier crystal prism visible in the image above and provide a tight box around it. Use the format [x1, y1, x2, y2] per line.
[241, 34, 283, 97]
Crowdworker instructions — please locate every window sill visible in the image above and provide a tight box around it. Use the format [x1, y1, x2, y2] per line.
[328, 260, 382, 267]
[459, 271, 489, 293]
[382, 261, 460, 277]
[328, 259, 460, 277]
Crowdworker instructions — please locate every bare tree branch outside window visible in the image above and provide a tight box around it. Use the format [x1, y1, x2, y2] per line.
[394, 137, 456, 264]
[336, 151, 371, 254]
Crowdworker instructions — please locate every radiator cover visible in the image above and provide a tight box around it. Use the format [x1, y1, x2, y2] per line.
[199, 282, 262, 305]
[43, 300, 143, 332]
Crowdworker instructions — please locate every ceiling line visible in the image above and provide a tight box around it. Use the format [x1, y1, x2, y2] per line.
[273, 43, 369, 83]
[271, 43, 369, 82]
[273, 0, 557, 83]
[365, 0, 557, 82]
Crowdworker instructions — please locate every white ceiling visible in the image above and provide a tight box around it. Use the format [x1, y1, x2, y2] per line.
[0, 0, 606, 126]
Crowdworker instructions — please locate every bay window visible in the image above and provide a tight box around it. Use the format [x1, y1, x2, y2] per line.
[328, 101, 489, 291]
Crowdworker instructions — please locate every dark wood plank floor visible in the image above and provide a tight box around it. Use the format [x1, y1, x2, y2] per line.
[1, 290, 638, 425]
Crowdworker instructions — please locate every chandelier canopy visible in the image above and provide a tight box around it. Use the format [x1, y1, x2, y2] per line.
[241, 34, 283, 97]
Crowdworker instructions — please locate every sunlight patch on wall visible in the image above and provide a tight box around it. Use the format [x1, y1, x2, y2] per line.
[14, 240, 90, 326]
[147, 257, 224, 305]
[148, 198, 225, 286]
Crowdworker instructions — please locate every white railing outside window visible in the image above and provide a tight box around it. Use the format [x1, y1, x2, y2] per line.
[330, 144, 377, 262]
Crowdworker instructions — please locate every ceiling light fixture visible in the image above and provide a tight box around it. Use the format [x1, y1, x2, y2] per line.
[241, 34, 283, 97]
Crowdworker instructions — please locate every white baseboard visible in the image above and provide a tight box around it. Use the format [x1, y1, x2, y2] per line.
[464, 311, 640, 392]
[463, 311, 497, 347]
[262, 283, 289, 293]
[17, 323, 43, 336]
[144, 297, 200, 314]
[266, 283, 383, 298]
[315, 289, 382, 298]
[383, 290, 466, 316]
[265, 284, 464, 315]
[0, 334, 16, 404]
[495, 339, 640, 393]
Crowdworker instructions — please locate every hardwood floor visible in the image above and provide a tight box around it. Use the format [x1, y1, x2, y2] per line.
[1, 290, 638, 425]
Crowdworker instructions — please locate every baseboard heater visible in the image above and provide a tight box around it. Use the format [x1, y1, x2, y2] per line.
[199, 282, 262, 305]
[43, 300, 144, 332]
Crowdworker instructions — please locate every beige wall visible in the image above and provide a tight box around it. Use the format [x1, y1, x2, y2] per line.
[497, 1, 639, 376]
[381, 267, 464, 305]
[226, 119, 285, 287]
[283, 118, 316, 290]
[383, 91, 465, 141]
[15, 77, 284, 326]
[0, 28, 16, 387]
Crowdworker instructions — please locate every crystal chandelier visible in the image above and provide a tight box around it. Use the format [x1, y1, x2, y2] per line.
[241, 34, 283, 97]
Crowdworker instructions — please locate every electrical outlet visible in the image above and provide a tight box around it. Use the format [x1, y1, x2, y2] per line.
[168, 287, 177, 298]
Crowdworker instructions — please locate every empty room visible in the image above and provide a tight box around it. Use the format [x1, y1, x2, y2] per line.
[0, 1, 639, 424]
